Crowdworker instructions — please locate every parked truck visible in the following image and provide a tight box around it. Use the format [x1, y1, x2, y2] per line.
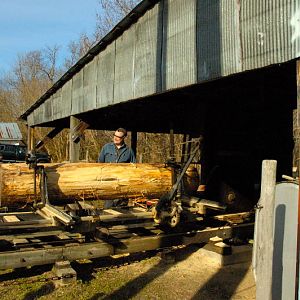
[0, 143, 51, 163]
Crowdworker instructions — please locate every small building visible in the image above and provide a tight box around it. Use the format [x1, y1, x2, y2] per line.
[0, 123, 24, 145]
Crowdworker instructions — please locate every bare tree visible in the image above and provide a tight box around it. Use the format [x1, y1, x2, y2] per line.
[95, 0, 140, 38]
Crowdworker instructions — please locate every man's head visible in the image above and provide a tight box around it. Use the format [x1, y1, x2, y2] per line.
[113, 128, 127, 146]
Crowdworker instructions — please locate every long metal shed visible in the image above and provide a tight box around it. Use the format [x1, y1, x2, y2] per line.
[20, 0, 300, 210]
[20, 0, 300, 131]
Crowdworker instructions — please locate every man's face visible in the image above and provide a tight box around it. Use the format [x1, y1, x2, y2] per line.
[113, 131, 125, 146]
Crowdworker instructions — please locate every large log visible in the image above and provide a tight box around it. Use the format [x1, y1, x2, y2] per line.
[0, 163, 199, 206]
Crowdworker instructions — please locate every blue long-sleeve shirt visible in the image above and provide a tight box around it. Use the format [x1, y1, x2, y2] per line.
[98, 142, 136, 163]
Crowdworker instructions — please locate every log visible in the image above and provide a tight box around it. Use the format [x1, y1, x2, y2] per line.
[0, 163, 199, 206]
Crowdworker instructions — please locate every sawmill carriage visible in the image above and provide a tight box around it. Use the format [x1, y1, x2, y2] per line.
[0, 128, 255, 271]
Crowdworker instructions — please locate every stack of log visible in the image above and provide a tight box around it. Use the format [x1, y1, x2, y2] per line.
[0, 163, 199, 207]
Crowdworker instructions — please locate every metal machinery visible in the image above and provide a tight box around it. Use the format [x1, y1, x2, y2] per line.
[0, 129, 254, 271]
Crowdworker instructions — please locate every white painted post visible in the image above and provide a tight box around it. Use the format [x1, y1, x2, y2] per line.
[253, 160, 277, 300]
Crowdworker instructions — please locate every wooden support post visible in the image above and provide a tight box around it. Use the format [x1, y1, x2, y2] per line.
[181, 134, 187, 163]
[69, 116, 80, 162]
[181, 134, 190, 163]
[131, 131, 137, 158]
[170, 126, 175, 160]
[27, 126, 34, 152]
[253, 160, 277, 300]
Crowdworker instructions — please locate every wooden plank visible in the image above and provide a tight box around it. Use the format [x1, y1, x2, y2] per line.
[104, 209, 123, 215]
[0, 219, 52, 228]
[253, 160, 277, 300]
[39, 205, 74, 226]
[13, 238, 29, 245]
[0, 230, 64, 241]
[213, 212, 252, 223]
[0, 212, 35, 216]
[30, 239, 42, 243]
[57, 233, 71, 240]
[3, 215, 20, 223]
[133, 207, 147, 212]
[99, 211, 153, 222]
[78, 201, 95, 210]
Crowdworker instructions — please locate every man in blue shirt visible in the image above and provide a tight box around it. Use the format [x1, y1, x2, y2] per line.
[98, 128, 136, 208]
[98, 128, 136, 163]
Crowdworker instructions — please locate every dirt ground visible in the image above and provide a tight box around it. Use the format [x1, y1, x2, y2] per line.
[0, 245, 255, 300]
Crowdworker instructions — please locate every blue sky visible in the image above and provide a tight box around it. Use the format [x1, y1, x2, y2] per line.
[0, 0, 101, 73]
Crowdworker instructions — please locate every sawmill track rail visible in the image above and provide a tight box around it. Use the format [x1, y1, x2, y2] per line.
[0, 208, 254, 270]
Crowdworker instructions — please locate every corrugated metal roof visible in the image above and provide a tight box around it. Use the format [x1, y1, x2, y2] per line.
[20, 0, 300, 124]
[20, 0, 160, 120]
[0, 123, 23, 142]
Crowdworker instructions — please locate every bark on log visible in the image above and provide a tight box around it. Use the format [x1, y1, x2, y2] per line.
[0, 163, 199, 206]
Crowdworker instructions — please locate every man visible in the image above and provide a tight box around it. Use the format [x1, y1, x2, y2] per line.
[98, 128, 136, 163]
[98, 128, 136, 208]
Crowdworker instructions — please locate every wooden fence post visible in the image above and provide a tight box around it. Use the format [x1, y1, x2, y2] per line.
[253, 160, 277, 300]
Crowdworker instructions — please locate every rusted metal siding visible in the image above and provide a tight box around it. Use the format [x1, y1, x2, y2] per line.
[71, 71, 84, 115]
[133, 4, 159, 98]
[96, 42, 116, 108]
[52, 89, 62, 120]
[219, 0, 242, 76]
[27, 114, 34, 127]
[24, 0, 300, 127]
[43, 97, 53, 123]
[0, 123, 23, 142]
[114, 26, 135, 103]
[60, 80, 72, 118]
[83, 59, 97, 112]
[164, 0, 197, 89]
[197, 0, 242, 81]
[241, 0, 300, 71]
[33, 105, 44, 125]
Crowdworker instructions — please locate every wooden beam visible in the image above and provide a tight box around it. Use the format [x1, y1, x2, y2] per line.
[27, 126, 34, 152]
[0, 223, 254, 270]
[253, 160, 277, 300]
[69, 116, 80, 162]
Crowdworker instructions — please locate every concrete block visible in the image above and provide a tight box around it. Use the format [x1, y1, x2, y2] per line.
[203, 241, 232, 255]
[199, 244, 253, 266]
[52, 261, 77, 287]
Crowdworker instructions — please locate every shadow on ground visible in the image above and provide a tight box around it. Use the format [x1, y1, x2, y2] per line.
[190, 261, 252, 300]
[23, 283, 55, 300]
[0, 264, 52, 282]
[88, 245, 200, 300]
